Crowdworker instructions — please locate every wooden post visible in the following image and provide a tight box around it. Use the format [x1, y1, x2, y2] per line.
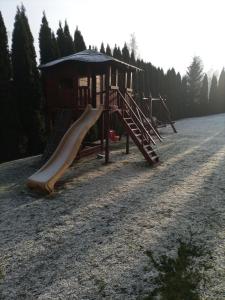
[109, 66, 112, 87]
[150, 93, 153, 119]
[100, 114, 104, 152]
[130, 72, 133, 89]
[126, 133, 130, 154]
[100, 74, 103, 105]
[115, 68, 118, 87]
[124, 72, 127, 90]
[87, 73, 91, 105]
[105, 66, 110, 164]
[73, 75, 78, 110]
[92, 73, 96, 108]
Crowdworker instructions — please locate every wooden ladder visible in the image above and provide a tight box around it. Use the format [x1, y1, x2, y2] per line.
[116, 90, 162, 165]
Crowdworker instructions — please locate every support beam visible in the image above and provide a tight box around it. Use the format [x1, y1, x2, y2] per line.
[124, 72, 127, 90]
[87, 72, 91, 104]
[105, 67, 110, 164]
[115, 68, 118, 87]
[126, 133, 130, 154]
[130, 72, 133, 89]
[100, 114, 104, 152]
[92, 74, 96, 108]
[100, 75, 103, 105]
[109, 66, 112, 87]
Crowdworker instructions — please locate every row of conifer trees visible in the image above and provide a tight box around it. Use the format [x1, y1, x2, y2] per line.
[0, 6, 225, 162]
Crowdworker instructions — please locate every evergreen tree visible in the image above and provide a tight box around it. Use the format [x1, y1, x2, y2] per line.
[217, 68, 225, 113]
[56, 21, 65, 57]
[0, 11, 21, 162]
[51, 32, 60, 60]
[164, 68, 179, 118]
[122, 43, 130, 63]
[181, 76, 188, 117]
[186, 56, 204, 115]
[106, 44, 112, 56]
[63, 20, 74, 55]
[56, 20, 74, 57]
[209, 75, 218, 113]
[12, 5, 44, 155]
[39, 12, 57, 64]
[112, 45, 122, 60]
[130, 50, 135, 65]
[91, 45, 98, 51]
[199, 74, 208, 115]
[100, 42, 105, 54]
[0, 11, 11, 80]
[74, 26, 86, 53]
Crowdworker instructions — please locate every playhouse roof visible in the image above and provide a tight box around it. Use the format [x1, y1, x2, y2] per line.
[40, 49, 142, 71]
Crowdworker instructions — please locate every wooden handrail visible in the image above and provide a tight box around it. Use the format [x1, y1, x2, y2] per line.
[159, 95, 177, 133]
[117, 90, 156, 145]
[126, 91, 162, 141]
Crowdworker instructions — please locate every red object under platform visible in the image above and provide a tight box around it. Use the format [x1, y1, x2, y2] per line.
[109, 129, 120, 142]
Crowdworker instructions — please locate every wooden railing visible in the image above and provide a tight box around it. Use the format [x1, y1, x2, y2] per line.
[117, 89, 156, 145]
[125, 91, 162, 142]
[77, 86, 90, 108]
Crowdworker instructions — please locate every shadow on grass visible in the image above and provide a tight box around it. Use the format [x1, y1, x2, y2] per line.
[144, 239, 208, 300]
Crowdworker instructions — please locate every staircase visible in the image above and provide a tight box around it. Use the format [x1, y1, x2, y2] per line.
[116, 90, 162, 165]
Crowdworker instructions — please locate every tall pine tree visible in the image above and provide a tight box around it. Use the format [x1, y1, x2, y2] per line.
[56, 21, 65, 57]
[51, 32, 59, 60]
[56, 21, 74, 57]
[12, 5, 44, 155]
[0, 11, 21, 162]
[0, 11, 11, 80]
[209, 75, 218, 113]
[186, 56, 204, 115]
[122, 43, 130, 63]
[181, 76, 188, 117]
[100, 42, 105, 54]
[74, 26, 86, 53]
[199, 74, 208, 115]
[106, 44, 112, 56]
[63, 20, 74, 55]
[217, 68, 225, 113]
[39, 12, 58, 64]
[112, 45, 122, 60]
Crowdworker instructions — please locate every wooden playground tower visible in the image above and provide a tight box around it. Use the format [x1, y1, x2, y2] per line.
[42, 49, 162, 165]
[27, 50, 169, 193]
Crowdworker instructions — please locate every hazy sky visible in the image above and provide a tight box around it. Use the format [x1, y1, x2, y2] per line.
[1, 0, 225, 75]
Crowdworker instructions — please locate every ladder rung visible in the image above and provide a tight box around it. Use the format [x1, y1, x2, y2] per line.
[151, 155, 158, 161]
[132, 128, 140, 131]
[147, 150, 155, 155]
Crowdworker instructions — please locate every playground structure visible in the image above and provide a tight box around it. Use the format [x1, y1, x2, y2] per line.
[140, 94, 177, 133]
[27, 50, 165, 193]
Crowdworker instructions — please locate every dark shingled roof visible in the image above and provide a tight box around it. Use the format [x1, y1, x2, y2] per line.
[40, 49, 141, 71]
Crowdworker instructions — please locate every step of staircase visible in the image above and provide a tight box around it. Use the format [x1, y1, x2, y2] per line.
[116, 110, 159, 165]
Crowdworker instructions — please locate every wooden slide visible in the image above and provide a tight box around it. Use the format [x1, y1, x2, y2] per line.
[27, 104, 104, 193]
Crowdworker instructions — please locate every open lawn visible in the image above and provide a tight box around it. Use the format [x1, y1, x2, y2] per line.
[0, 114, 225, 299]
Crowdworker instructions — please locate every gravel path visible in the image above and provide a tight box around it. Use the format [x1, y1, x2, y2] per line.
[0, 114, 225, 299]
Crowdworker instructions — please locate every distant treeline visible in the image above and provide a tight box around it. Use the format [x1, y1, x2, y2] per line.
[0, 5, 225, 163]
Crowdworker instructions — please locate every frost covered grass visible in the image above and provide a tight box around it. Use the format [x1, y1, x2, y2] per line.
[0, 113, 225, 299]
